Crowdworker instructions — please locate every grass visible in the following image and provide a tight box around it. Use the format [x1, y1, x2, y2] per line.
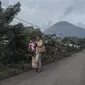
[0, 63, 31, 80]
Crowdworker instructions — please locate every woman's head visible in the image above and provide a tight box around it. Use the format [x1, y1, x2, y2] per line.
[30, 37, 35, 42]
[30, 40, 33, 43]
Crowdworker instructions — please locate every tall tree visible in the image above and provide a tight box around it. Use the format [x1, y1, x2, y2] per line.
[0, 2, 22, 65]
[0, 2, 21, 37]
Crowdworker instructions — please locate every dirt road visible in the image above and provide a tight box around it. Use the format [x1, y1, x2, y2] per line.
[0, 51, 85, 85]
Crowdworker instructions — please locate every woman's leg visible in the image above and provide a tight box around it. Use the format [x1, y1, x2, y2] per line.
[38, 53, 41, 69]
[36, 53, 39, 71]
[36, 53, 41, 72]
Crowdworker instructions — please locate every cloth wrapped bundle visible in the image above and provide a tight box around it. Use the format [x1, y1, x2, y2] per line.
[32, 56, 36, 68]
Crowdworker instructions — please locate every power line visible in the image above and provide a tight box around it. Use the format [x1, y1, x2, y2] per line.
[15, 17, 40, 28]
[15, 17, 55, 34]
[3, 3, 56, 35]
[1, 3, 56, 35]
[17, 2, 55, 35]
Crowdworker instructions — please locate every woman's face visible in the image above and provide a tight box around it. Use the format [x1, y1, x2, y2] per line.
[30, 40, 32, 43]
[30, 39, 34, 42]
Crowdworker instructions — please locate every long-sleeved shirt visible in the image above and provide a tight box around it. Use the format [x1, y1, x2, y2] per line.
[36, 40, 46, 53]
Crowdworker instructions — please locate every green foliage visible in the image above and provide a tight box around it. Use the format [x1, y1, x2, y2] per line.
[0, 1, 43, 66]
[2, 2, 21, 24]
[31, 28, 42, 37]
[0, 2, 25, 65]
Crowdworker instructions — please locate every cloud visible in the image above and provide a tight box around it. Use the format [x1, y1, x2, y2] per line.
[1, 0, 85, 28]
[58, 5, 74, 21]
[63, 5, 74, 17]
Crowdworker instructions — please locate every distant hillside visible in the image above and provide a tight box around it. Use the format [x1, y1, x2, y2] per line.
[76, 22, 85, 29]
[44, 21, 85, 37]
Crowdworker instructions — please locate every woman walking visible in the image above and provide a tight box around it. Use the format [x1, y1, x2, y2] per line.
[35, 36, 46, 72]
[28, 39, 36, 69]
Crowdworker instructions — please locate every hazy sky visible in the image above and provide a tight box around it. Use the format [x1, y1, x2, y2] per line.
[1, 0, 85, 29]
